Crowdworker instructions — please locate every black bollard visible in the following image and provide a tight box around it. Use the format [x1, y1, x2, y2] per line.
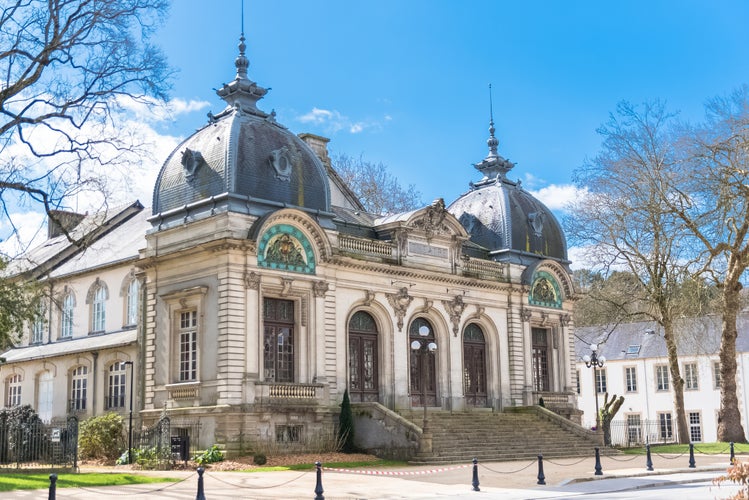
[472, 457, 480, 491]
[688, 443, 696, 468]
[731, 442, 736, 465]
[537, 454, 546, 485]
[48, 473, 57, 500]
[645, 444, 653, 471]
[594, 447, 603, 476]
[314, 461, 325, 500]
[196, 466, 206, 500]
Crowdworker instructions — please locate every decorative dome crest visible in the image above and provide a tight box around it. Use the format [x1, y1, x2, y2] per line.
[473, 84, 515, 182]
[215, 33, 269, 116]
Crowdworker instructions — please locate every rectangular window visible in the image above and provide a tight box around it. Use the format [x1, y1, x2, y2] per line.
[107, 362, 127, 409]
[625, 367, 637, 392]
[576, 369, 581, 395]
[92, 287, 106, 332]
[179, 310, 198, 381]
[61, 293, 74, 338]
[32, 302, 45, 344]
[689, 412, 702, 442]
[6, 374, 22, 407]
[125, 280, 139, 326]
[626, 414, 642, 444]
[656, 365, 670, 391]
[658, 412, 673, 441]
[684, 363, 699, 390]
[713, 362, 722, 389]
[531, 328, 550, 392]
[70, 366, 88, 411]
[263, 298, 295, 383]
[595, 368, 607, 394]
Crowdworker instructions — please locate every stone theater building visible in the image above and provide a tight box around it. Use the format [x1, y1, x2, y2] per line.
[1, 33, 582, 459]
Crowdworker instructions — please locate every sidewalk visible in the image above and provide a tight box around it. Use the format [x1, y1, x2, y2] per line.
[2, 452, 738, 499]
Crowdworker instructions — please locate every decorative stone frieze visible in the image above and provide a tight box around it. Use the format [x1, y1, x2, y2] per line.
[443, 295, 467, 336]
[386, 287, 413, 331]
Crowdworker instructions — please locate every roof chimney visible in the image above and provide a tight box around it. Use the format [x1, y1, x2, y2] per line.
[298, 133, 331, 169]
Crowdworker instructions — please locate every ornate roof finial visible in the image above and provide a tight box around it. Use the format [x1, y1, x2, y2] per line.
[487, 83, 499, 159]
[215, 0, 268, 115]
[472, 83, 515, 181]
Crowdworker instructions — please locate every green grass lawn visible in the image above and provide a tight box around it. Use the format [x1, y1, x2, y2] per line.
[620, 442, 749, 455]
[0, 472, 178, 492]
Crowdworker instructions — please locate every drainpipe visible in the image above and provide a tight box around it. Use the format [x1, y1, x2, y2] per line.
[92, 351, 98, 415]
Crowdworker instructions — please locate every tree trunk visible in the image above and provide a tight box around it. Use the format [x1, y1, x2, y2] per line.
[663, 319, 689, 443]
[718, 271, 748, 443]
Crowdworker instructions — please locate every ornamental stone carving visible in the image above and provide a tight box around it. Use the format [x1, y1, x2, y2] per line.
[443, 295, 466, 336]
[244, 271, 261, 290]
[386, 287, 413, 332]
[181, 148, 204, 182]
[413, 198, 449, 240]
[312, 280, 329, 298]
[363, 290, 376, 306]
[280, 277, 294, 296]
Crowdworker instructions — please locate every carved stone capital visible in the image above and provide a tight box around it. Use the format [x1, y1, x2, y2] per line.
[560, 313, 571, 327]
[245, 271, 261, 290]
[520, 308, 532, 322]
[313, 280, 329, 298]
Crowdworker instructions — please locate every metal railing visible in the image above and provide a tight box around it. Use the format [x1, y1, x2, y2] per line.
[0, 415, 78, 469]
[607, 419, 680, 447]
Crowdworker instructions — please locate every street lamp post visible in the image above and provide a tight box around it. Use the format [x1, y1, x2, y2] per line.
[410, 325, 437, 437]
[583, 344, 606, 433]
[124, 361, 134, 465]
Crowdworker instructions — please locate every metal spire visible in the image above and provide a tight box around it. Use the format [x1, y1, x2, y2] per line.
[486, 83, 499, 158]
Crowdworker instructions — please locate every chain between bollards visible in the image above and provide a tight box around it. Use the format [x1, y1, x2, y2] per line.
[196, 466, 206, 500]
[594, 447, 603, 476]
[645, 443, 653, 471]
[731, 442, 736, 465]
[471, 457, 480, 491]
[48, 473, 57, 500]
[537, 454, 546, 485]
[314, 461, 325, 500]
[688, 443, 696, 468]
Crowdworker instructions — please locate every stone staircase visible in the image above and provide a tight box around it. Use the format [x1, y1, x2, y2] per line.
[406, 407, 611, 464]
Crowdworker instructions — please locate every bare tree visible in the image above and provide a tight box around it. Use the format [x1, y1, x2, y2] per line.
[664, 86, 749, 443]
[331, 153, 422, 215]
[0, 0, 170, 248]
[0, 0, 170, 348]
[566, 101, 700, 444]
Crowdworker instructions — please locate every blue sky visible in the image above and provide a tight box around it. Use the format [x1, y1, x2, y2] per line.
[3, 0, 749, 256]
[154, 0, 749, 210]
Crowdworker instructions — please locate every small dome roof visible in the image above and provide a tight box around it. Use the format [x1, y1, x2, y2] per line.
[152, 35, 331, 228]
[447, 118, 568, 263]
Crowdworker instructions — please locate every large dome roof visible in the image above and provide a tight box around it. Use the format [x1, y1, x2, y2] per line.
[152, 35, 332, 229]
[447, 119, 568, 264]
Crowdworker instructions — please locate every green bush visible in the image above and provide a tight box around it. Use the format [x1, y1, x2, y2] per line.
[0, 405, 46, 463]
[338, 388, 356, 453]
[193, 444, 224, 465]
[78, 413, 125, 461]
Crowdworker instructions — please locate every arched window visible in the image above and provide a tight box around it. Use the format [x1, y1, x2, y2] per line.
[87, 280, 108, 333]
[70, 365, 88, 412]
[348, 311, 379, 403]
[463, 323, 487, 407]
[37, 371, 53, 421]
[31, 301, 46, 344]
[107, 362, 127, 409]
[6, 374, 22, 407]
[60, 292, 74, 338]
[125, 279, 139, 326]
[409, 317, 437, 407]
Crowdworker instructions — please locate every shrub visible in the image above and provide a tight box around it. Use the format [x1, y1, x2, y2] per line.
[193, 444, 224, 465]
[338, 388, 356, 453]
[253, 453, 267, 465]
[714, 459, 749, 499]
[78, 412, 125, 461]
[0, 405, 46, 463]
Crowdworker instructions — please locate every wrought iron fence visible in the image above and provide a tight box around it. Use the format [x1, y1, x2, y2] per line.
[607, 419, 680, 447]
[0, 415, 78, 469]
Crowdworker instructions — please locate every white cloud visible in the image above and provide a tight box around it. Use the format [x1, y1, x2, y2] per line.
[117, 96, 210, 123]
[296, 107, 387, 135]
[530, 184, 588, 211]
[0, 210, 47, 257]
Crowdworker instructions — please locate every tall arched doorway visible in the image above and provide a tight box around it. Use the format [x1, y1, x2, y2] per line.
[348, 311, 379, 402]
[409, 317, 437, 407]
[463, 323, 487, 407]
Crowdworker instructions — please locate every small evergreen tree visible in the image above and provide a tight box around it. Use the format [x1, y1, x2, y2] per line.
[338, 389, 356, 453]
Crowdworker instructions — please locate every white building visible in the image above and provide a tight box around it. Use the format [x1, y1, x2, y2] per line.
[576, 317, 749, 445]
[1, 31, 583, 460]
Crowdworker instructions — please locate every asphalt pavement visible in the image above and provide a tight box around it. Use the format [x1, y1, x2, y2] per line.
[1, 452, 740, 499]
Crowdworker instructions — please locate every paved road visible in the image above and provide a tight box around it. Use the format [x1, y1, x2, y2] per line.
[1, 453, 739, 499]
